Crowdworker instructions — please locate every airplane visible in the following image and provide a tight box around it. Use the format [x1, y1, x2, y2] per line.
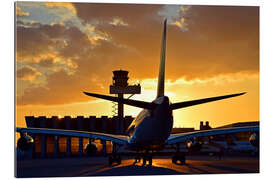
[184, 134, 259, 156]
[16, 19, 259, 166]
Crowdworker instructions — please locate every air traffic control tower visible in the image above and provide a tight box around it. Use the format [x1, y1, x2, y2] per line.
[110, 70, 141, 118]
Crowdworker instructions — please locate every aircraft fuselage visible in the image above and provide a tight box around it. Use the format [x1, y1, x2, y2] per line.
[128, 96, 173, 150]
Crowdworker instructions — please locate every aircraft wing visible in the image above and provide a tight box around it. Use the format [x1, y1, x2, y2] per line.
[166, 126, 259, 145]
[16, 127, 129, 145]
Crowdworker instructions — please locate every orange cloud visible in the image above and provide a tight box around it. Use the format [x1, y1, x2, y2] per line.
[109, 17, 128, 26]
[38, 57, 55, 67]
[16, 66, 41, 81]
[16, 6, 30, 17]
[44, 2, 77, 15]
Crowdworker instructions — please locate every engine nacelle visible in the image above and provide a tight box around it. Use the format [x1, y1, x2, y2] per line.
[17, 133, 34, 151]
[85, 142, 98, 156]
[249, 132, 259, 148]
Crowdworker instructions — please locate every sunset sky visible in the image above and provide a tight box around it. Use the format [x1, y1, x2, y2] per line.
[16, 2, 259, 130]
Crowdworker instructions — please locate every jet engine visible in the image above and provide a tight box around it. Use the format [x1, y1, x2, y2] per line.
[85, 142, 98, 156]
[17, 133, 34, 151]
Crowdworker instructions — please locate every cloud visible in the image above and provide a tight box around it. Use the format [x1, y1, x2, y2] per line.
[16, 6, 30, 17]
[139, 71, 258, 90]
[109, 17, 128, 26]
[16, 20, 141, 105]
[16, 22, 88, 67]
[16, 4, 259, 106]
[73, 3, 163, 25]
[38, 58, 55, 67]
[158, 5, 190, 31]
[16, 69, 107, 105]
[17, 66, 41, 81]
[171, 17, 188, 31]
[16, 25, 54, 61]
[44, 2, 77, 15]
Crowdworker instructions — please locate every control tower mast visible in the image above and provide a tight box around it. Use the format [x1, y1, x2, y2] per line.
[109, 70, 141, 118]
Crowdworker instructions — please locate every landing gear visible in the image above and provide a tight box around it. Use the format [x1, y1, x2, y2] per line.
[172, 143, 186, 165]
[133, 155, 141, 164]
[108, 143, 122, 165]
[108, 154, 121, 165]
[142, 154, 152, 166]
[172, 154, 186, 165]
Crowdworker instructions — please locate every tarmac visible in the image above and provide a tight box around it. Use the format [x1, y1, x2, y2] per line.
[15, 155, 259, 177]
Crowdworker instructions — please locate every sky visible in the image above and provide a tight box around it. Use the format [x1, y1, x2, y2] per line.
[16, 2, 259, 130]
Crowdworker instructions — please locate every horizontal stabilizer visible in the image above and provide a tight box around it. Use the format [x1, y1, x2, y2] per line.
[170, 92, 246, 110]
[83, 92, 156, 109]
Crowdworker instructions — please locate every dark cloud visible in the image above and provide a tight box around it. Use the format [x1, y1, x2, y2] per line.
[16, 4, 259, 106]
[72, 4, 259, 80]
[58, 26, 91, 58]
[16, 23, 88, 61]
[105, 5, 259, 80]
[166, 5, 259, 79]
[16, 22, 141, 105]
[16, 25, 53, 60]
[73, 3, 163, 25]
[38, 58, 54, 67]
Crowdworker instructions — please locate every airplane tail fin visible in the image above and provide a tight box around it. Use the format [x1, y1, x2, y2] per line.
[157, 19, 167, 98]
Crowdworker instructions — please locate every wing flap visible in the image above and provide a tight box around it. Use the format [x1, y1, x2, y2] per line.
[16, 127, 129, 145]
[166, 126, 259, 145]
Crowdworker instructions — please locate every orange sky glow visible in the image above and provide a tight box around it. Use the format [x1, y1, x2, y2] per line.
[16, 2, 259, 130]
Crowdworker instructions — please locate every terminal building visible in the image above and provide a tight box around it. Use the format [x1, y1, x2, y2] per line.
[22, 117, 258, 158]
[24, 115, 134, 157]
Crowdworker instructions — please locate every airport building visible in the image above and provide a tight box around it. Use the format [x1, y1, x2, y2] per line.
[24, 115, 134, 157]
[21, 117, 258, 158]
